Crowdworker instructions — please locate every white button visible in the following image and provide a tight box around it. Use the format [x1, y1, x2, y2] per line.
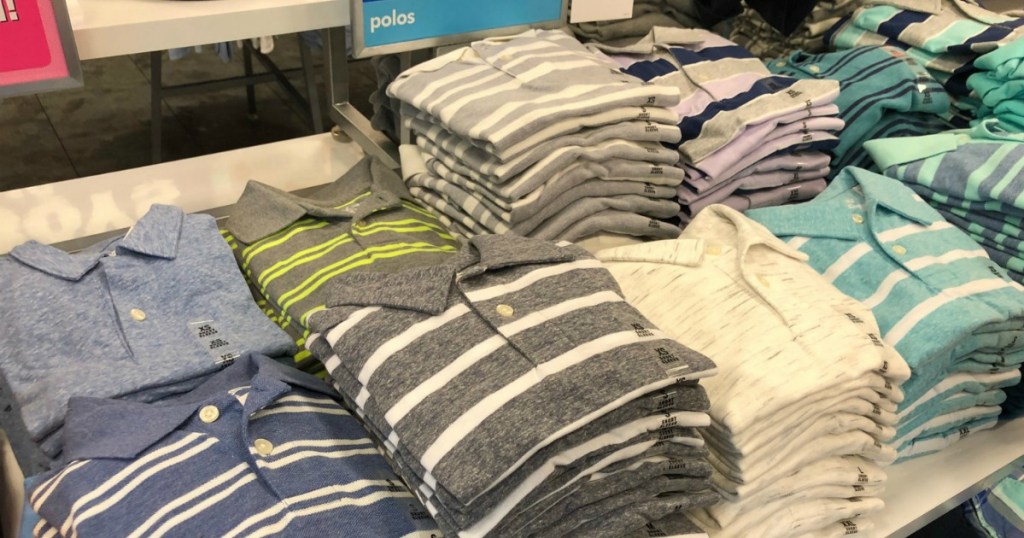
[199, 405, 219, 423]
[254, 438, 274, 456]
[705, 245, 722, 256]
[809, 65, 821, 73]
[775, 61, 786, 67]
[496, 304, 515, 317]
[852, 214, 865, 224]
[757, 275, 771, 288]
[130, 308, 147, 321]
[893, 245, 907, 255]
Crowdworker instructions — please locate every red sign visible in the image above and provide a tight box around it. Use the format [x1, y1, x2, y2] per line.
[0, 0, 81, 97]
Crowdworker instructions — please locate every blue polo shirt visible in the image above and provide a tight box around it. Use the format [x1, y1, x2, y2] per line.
[0, 205, 295, 454]
[28, 353, 438, 538]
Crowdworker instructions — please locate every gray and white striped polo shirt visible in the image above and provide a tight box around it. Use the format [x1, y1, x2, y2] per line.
[387, 29, 681, 156]
[305, 234, 716, 507]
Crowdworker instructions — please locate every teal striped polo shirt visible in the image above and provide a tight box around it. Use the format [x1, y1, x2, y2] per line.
[747, 166, 1024, 407]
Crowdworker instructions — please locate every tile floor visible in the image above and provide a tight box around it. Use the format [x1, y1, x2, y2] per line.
[0, 35, 376, 192]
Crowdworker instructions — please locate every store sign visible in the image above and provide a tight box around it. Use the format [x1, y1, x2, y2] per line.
[351, 0, 567, 58]
[0, 0, 82, 98]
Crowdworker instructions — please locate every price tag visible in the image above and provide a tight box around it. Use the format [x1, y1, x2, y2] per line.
[0, 0, 82, 98]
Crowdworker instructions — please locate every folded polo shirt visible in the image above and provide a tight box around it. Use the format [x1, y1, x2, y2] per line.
[826, 19, 979, 97]
[587, 26, 842, 165]
[386, 29, 681, 156]
[767, 45, 950, 173]
[865, 120, 1024, 277]
[849, 0, 1024, 55]
[222, 156, 461, 332]
[406, 113, 682, 182]
[683, 151, 832, 194]
[701, 455, 888, 523]
[0, 205, 295, 449]
[682, 112, 842, 181]
[692, 495, 885, 538]
[896, 413, 999, 460]
[29, 354, 439, 538]
[416, 145, 682, 214]
[747, 167, 1024, 407]
[597, 205, 910, 438]
[306, 234, 717, 508]
[680, 178, 828, 221]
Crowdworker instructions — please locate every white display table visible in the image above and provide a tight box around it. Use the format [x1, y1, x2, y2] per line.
[0, 133, 365, 253]
[71, 0, 348, 60]
[879, 418, 1024, 537]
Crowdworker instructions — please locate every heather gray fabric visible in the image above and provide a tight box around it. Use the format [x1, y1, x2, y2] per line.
[552, 491, 723, 538]
[625, 512, 708, 538]
[506, 455, 715, 535]
[421, 145, 684, 206]
[413, 161, 678, 228]
[223, 156, 461, 331]
[306, 234, 717, 506]
[406, 112, 682, 180]
[408, 182, 683, 242]
[416, 134, 681, 190]
[553, 210, 683, 241]
[321, 369, 715, 537]
[387, 29, 681, 155]
[571, 0, 705, 42]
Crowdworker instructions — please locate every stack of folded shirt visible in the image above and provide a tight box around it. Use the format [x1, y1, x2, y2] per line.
[0, 205, 296, 466]
[863, 119, 1024, 279]
[586, 27, 843, 222]
[827, 0, 1024, 125]
[597, 205, 911, 537]
[388, 29, 689, 243]
[730, 0, 863, 58]
[969, 37, 1024, 129]
[221, 156, 461, 374]
[303, 233, 722, 537]
[767, 45, 953, 174]
[748, 166, 1024, 462]
[28, 353, 441, 537]
[570, 0, 706, 44]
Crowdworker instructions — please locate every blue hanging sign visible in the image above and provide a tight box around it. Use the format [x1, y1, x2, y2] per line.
[351, 0, 567, 58]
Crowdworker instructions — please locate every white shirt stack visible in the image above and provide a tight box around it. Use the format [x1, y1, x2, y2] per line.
[597, 205, 912, 537]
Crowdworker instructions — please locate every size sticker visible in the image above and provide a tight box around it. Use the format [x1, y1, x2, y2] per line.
[188, 320, 241, 365]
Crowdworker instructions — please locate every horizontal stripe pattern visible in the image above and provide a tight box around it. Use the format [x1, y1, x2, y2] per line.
[747, 167, 1024, 412]
[29, 355, 438, 538]
[306, 235, 716, 508]
[387, 29, 680, 156]
[223, 158, 460, 335]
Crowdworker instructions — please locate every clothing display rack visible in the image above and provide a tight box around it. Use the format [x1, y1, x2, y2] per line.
[1, 1, 1023, 537]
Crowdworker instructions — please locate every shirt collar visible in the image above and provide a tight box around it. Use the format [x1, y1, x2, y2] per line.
[747, 167, 936, 240]
[322, 234, 577, 314]
[595, 206, 807, 266]
[224, 157, 411, 244]
[8, 204, 183, 281]
[61, 353, 336, 462]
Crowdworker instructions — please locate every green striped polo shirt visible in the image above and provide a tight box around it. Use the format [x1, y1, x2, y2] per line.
[223, 157, 461, 351]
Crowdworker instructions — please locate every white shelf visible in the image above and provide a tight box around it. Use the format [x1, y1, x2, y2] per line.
[71, 0, 349, 60]
[0, 133, 365, 254]
[878, 417, 1024, 537]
